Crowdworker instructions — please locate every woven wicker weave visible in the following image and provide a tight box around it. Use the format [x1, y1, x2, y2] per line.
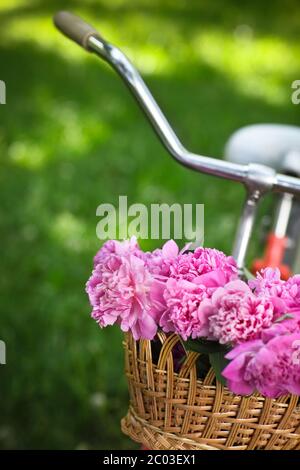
[121, 331, 300, 450]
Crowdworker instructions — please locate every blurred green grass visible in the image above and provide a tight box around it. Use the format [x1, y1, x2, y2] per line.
[0, 0, 299, 449]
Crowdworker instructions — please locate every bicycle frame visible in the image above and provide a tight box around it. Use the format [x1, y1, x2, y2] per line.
[54, 11, 300, 270]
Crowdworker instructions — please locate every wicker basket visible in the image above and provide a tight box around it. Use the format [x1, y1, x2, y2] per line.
[121, 331, 300, 450]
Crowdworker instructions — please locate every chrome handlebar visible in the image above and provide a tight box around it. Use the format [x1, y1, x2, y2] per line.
[53, 11, 300, 197]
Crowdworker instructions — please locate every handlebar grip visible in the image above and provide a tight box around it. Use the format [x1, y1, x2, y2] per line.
[53, 11, 100, 50]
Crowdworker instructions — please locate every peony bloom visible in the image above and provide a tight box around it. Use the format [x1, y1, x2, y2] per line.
[86, 241, 158, 340]
[168, 247, 238, 283]
[200, 280, 275, 344]
[93, 236, 144, 267]
[249, 268, 300, 315]
[148, 245, 238, 326]
[159, 278, 209, 340]
[249, 267, 284, 296]
[144, 239, 179, 277]
[282, 275, 300, 311]
[223, 331, 300, 398]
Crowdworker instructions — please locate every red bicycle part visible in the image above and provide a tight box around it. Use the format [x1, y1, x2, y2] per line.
[251, 233, 292, 280]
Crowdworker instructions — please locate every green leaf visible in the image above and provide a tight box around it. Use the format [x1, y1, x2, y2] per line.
[243, 266, 255, 281]
[209, 351, 229, 386]
[184, 338, 228, 354]
[275, 313, 294, 323]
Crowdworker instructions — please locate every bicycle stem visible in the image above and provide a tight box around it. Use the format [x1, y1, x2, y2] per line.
[54, 11, 300, 270]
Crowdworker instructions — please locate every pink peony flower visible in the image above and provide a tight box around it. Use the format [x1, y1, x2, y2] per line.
[86, 241, 158, 340]
[223, 332, 300, 398]
[144, 239, 179, 277]
[250, 268, 300, 314]
[159, 278, 209, 340]
[249, 267, 285, 296]
[282, 275, 300, 311]
[168, 247, 237, 282]
[200, 280, 275, 344]
[93, 236, 144, 267]
[148, 245, 238, 327]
